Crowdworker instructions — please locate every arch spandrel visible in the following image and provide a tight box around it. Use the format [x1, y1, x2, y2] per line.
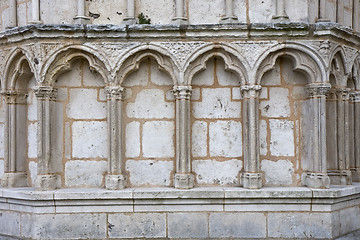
[254, 43, 326, 85]
[41, 45, 111, 86]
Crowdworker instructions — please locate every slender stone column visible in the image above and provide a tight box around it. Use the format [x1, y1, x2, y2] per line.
[0, 91, 28, 188]
[7, 0, 17, 28]
[304, 83, 331, 189]
[172, 0, 188, 25]
[104, 86, 127, 190]
[73, 0, 91, 24]
[123, 0, 136, 25]
[240, 85, 262, 189]
[220, 0, 239, 23]
[173, 86, 194, 189]
[317, 0, 329, 22]
[350, 91, 360, 181]
[33, 86, 60, 190]
[336, 0, 344, 24]
[29, 0, 42, 24]
[272, 0, 289, 22]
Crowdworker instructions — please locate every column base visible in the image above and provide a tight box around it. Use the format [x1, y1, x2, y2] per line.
[34, 174, 61, 190]
[0, 172, 28, 188]
[304, 172, 330, 189]
[122, 18, 137, 25]
[105, 174, 127, 190]
[220, 16, 239, 24]
[171, 17, 188, 25]
[174, 173, 194, 189]
[271, 15, 290, 23]
[328, 170, 352, 185]
[73, 16, 91, 24]
[351, 169, 360, 182]
[240, 172, 263, 189]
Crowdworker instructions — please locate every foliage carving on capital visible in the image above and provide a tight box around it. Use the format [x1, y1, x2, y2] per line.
[335, 88, 351, 101]
[306, 83, 331, 97]
[33, 86, 58, 100]
[240, 85, 262, 99]
[350, 91, 360, 103]
[172, 86, 192, 100]
[105, 86, 125, 100]
[1, 91, 28, 104]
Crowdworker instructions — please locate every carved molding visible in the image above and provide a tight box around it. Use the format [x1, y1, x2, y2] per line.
[33, 86, 57, 100]
[105, 86, 125, 100]
[335, 88, 351, 101]
[306, 83, 331, 97]
[172, 86, 192, 100]
[1, 91, 28, 104]
[350, 91, 360, 102]
[240, 85, 262, 99]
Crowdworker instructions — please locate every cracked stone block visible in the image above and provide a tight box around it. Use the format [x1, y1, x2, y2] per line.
[193, 88, 241, 119]
[261, 160, 294, 186]
[259, 120, 267, 156]
[126, 121, 140, 158]
[72, 121, 107, 158]
[27, 123, 37, 159]
[270, 119, 295, 156]
[65, 160, 107, 187]
[193, 159, 242, 185]
[108, 213, 166, 238]
[260, 88, 290, 118]
[209, 120, 242, 157]
[168, 213, 208, 238]
[192, 121, 207, 157]
[67, 89, 106, 119]
[29, 161, 38, 186]
[126, 89, 174, 119]
[142, 121, 174, 158]
[126, 160, 173, 186]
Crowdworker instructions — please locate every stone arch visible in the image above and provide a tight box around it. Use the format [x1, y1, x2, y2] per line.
[184, 45, 248, 86]
[41, 45, 110, 85]
[329, 49, 347, 87]
[117, 47, 179, 86]
[255, 44, 325, 85]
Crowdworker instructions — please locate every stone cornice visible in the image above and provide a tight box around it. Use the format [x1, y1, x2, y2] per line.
[0, 23, 359, 46]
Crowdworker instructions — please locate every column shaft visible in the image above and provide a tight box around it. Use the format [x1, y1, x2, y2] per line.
[74, 0, 90, 24]
[221, 0, 238, 23]
[350, 91, 360, 181]
[354, 0, 360, 31]
[304, 83, 331, 188]
[318, 0, 329, 22]
[173, 86, 194, 189]
[172, 0, 188, 24]
[8, 0, 17, 28]
[272, 0, 289, 22]
[123, 0, 136, 25]
[30, 0, 41, 23]
[105, 86, 127, 190]
[241, 85, 262, 189]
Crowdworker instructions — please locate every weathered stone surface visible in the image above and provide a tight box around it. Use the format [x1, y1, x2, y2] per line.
[22, 213, 106, 239]
[193, 159, 242, 185]
[261, 160, 294, 186]
[107, 213, 166, 238]
[67, 89, 106, 119]
[259, 119, 267, 156]
[126, 121, 140, 158]
[339, 206, 360, 236]
[27, 123, 37, 159]
[260, 88, 290, 118]
[209, 213, 266, 238]
[28, 161, 38, 185]
[269, 119, 295, 156]
[0, 160, 4, 179]
[65, 160, 107, 187]
[0, 211, 20, 237]
[192, 121, 207, 157]
[126, 160, 173, 186]
[142, 121, 174, 158]
[126, 89, 174, 119]
[72, 121, 107, 158]
[168, 213, 208, 238]
[0, 124, 3, 159]
[209, 120, 242, 157]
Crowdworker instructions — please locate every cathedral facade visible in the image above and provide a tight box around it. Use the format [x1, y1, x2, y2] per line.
[0, 0, 359, 239]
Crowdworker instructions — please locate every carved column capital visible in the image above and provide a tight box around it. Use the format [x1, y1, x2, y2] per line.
[1, 91, 28, 104]
[335, 88, 351, 101]
[240, 85, 262, 99]
[172, 86, 192, 100]
[33, 86, 57, 100]
[350, 91, 360, 103]
[306, 83, 331, 98]
[105, 86, 125, 100]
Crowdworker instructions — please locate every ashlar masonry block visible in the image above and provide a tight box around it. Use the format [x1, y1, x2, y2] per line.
[72, 121, 107, 158]
[261, 160, 294, 186]
[260, 88, 290, 118]
[67, 89, 106, 119]
[27, 123, 37, 159]
[29, 161, 37, 185]
[193, 88, 241, 119]
[192, 121, 208, 157]
[126, 89, 174, 119]
[168, 213, 208, 238]
[65, 160, 107, 187]
[126, 160, 173, 186]
[259, 119, 267, 156]
[193, 159, 243, 185]
[126, 121, 140, 158]
[209, 120, 242, 157]
[269, 119, 295, 156]
[142, 121, 174, 158]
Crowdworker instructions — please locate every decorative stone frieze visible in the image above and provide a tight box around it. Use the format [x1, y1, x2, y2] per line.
[172, 86, 194, 189]
[105, 86, 127, 190]
[240, 85, 262, 189]
[33, 86, 60, 190]
[304, 83, 331, 189]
